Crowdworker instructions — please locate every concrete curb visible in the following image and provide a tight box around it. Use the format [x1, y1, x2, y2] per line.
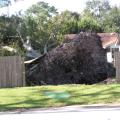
[1, 104, 120, 114]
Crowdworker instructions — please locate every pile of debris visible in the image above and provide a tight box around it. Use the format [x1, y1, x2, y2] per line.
[26, 32, 108, 85]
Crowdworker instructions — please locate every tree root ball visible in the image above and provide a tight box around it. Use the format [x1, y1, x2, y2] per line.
[26, 33, 108, 85]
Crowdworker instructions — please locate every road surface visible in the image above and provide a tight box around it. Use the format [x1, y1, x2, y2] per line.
[0, 105, 120, 120]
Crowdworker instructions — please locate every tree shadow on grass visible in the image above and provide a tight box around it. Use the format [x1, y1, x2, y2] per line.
[0, 85, 120, 111]
[65, 85, 120, 105]
[0, 97, 52, 111]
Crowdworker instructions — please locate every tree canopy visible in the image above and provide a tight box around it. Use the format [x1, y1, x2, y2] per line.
[0, 0, 120, 56]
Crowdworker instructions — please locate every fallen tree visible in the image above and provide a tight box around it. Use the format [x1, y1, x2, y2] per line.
[26, 32, 108, 85]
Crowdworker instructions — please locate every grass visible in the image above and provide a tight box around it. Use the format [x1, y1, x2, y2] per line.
[0, 84, 120, 111]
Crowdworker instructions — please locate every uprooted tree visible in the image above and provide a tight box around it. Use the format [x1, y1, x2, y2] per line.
[26, 32, 108, 85]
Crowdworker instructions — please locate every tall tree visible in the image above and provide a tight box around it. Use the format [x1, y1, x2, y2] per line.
[0, 0, 11, 8]
[103, 6, 120, 33]
[84, 0, 111, 23]
[51, 10, 80, 35]
[22, 1, 58, 53]
[0, 0, 23, 7]
[78, 16, 102, 32]
[0, 15, 25, 56]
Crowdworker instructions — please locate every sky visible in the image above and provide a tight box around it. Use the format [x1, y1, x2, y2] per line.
[0, 0, 120, 15]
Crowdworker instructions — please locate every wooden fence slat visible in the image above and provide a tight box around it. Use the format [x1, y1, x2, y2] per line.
[16, 56, 21, 86]
[22, 57, 26, 86]
[0, 58, 1, 87]
[2, 57, 6, 87]
[0, 57, 2, 87]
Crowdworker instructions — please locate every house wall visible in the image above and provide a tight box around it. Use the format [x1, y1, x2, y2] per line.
[107, 52, 113, 63]
[105, 44, 120, 63]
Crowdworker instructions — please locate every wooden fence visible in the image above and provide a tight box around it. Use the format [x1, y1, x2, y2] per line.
[0, 56, 25, 88]
[115, 52, 120, 83]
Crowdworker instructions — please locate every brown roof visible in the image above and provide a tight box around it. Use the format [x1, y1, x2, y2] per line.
[97, 33, 119, 48]
[64, 33, 119, 48]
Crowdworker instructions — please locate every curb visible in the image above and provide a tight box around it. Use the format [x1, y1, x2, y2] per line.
[1, 104, 120, 114]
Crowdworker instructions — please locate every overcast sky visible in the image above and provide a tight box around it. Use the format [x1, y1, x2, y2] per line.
[0, 0, 120, 15]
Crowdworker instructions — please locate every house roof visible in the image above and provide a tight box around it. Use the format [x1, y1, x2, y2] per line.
[97, 33, 119, 48]
[64, 33, 119, 49]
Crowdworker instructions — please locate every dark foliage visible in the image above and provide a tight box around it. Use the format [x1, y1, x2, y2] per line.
[26, 33, 108, 85]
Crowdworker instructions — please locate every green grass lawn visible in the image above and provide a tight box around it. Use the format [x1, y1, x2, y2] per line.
[0, 84, 120, 111]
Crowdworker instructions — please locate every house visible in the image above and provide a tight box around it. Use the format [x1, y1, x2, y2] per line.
[64, 33, 120, 63]
[97, 33, 120, 63]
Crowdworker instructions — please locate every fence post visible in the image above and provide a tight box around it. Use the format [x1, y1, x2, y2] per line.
[115, 52, 120, 83]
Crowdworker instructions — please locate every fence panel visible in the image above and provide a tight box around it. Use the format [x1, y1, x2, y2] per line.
[0, 56, 25, 88]
[115, 52, 120, 83]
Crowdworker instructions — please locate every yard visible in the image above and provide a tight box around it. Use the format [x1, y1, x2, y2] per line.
[0, 84, 120, 111]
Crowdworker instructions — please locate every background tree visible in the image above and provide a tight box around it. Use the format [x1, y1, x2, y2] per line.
[0, 0, 11, 8]
[22, 1, 58, 53]
[0, 15, 25, 56]
[46, 10, 80, 46]
[52, 10, 80, 34]
[102, 6, 120, 33]
[0, 0, 120, 57]
[84, 0, 111, 20]
[83, 0, 111, 32]
[78, 16, 102, 32]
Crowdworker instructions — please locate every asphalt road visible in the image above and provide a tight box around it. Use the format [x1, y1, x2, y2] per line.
[0, 105, 120, 120]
